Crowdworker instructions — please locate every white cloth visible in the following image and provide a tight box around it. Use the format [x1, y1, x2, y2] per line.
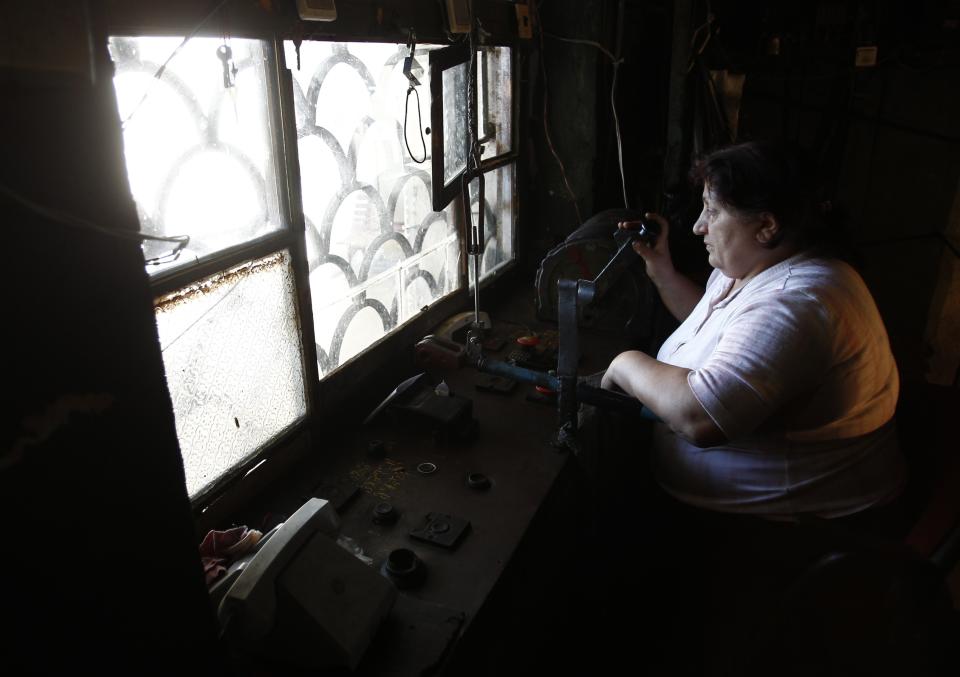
[653, 253, 904, 518]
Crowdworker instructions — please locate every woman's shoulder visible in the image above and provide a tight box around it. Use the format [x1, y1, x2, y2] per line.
[734, 256, 855, 322]
[754, 256, 882, 336]
[782, 256, 870, 299]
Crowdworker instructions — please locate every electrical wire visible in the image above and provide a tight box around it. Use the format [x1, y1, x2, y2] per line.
[543, 32, 617, 62]
[403, 85, 428, 163]
[0, 180, 190, 264]
[160, 277, 243, 353]
[466, 1, 478, 160]
[120, 0, 233, 128]
[610, 59, 628, 208]
[533, 2, 583, 225]
[686, 1, 715, 74]
[543, 31, 628, 209]
[465, 1, 485, 326]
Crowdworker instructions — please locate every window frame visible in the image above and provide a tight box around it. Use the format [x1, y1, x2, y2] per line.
[127, 37, 322, 507]
[108, 25, 520, 514]
[429, 44, 520, 212]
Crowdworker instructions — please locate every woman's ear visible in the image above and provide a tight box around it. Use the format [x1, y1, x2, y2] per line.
[754, 212, 781, 246]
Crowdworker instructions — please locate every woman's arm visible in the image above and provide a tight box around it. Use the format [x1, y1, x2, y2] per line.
[601, 350, 726, 447]
[646, 266, 705, 323]
[620, 213, 703, 322]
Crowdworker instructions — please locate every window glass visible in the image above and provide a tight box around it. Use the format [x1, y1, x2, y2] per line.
[109, 36, 283, 272]
[284, 41, 462, 376]
[479, 46, 512, 161]
[470, 164, 516, 280]
[442, 61, 470, 185]
[154, 251, 307, 497]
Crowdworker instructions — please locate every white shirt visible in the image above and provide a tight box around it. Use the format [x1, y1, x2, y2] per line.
[654, 254, 904, 518]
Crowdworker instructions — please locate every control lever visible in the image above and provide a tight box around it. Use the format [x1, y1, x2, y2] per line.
[415, 335, 466, 370]
[416, 222, 659, 451]
[554, 223, 660, 448]
[620, 216, 660, 248]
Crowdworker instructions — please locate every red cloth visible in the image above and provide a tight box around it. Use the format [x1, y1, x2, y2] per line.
[199, 526, 262, 585]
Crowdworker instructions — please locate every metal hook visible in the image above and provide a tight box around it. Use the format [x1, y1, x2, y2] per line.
[403, 29, 422, 87]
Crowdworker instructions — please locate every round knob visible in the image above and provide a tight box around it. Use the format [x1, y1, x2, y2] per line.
[467, 472, 491, 491]
[373, 501, 398, 525]
[381, 548, 426, 589]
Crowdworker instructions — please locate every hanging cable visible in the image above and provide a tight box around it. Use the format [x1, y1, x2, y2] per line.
[610, 59, 628, 207]
[543, 32, 617, 61]
[533, 2, 583, 225]
[0, 180, 190, 265]
[544, 30, 629, 208]
[686, 1, 715, 73]
[160, 277, 243, 353]
[464, 1, 485, 328]
[403, 86, 428, 163]
[402, 30, 428, 164]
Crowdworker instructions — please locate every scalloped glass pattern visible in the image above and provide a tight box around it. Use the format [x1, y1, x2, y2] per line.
[283, 40, 466, 377]
[479, 46, 512, 162]
[154, 252, 306, 497]
[442, 61, 470, 185]
[474, 164, 515, 281]
[108, 36, 283, 273]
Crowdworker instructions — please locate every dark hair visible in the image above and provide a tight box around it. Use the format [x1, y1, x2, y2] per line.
[690, 140, 838, 253]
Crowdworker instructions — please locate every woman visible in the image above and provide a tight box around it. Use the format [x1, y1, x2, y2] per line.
[601, 141, 904, 520]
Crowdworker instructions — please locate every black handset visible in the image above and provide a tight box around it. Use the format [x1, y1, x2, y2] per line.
[613, 216, 660, 249]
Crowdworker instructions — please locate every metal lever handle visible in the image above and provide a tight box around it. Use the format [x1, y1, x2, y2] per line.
[414, 335, 466, 370]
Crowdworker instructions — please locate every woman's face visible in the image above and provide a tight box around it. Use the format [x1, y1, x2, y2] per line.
[692, 184, 766, 279]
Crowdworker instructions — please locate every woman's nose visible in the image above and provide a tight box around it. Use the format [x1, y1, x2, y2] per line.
[692, 217, 706, 235]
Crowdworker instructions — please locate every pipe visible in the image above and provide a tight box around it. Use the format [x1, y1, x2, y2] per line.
[475, 356, 559, 391]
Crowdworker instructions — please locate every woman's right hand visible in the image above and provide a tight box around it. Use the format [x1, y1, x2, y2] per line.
[618, 212, 673, 282]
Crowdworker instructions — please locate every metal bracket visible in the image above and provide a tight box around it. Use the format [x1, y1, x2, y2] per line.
[403, 30, 422, 87]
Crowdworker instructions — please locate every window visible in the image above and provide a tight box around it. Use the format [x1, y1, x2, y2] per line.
[475, 46, 517, 281]
[430, 45, 516, 281]
[109, 34, 516, 501]
[109, 37, 284, 273]
[283, 40, 461, 375]
[154, 252, 307, 497]
[110, 35, 308, 499]
[284, 40, 516, 374]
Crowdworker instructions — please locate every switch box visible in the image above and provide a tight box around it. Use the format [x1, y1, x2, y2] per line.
[297, 0, 336, 22]
[446, 0, 471, 34]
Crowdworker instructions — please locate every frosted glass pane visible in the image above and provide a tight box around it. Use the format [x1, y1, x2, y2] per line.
[442, 62, 470, 185]
[108, 36, 283, 273]
[479, 47, 512, 161]
[283, 40, 463, 377]
[470, 164, 516, 282]
[155, 251, 306, 497]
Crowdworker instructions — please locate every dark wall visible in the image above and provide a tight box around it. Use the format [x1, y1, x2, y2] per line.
[520, 0, 602, 267]
[4, 0, 957, 669]
[563, 0, 960, 382]
[2, 6, 219, 672]
[718, 0, 960, 383]
[2, 1, 529, 668]
[520, 1, 709, 284]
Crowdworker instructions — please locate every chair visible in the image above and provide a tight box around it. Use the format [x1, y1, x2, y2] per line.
[739, 381, 960, 677]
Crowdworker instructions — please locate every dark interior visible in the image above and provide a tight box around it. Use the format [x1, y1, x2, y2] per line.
[4, 1, 959, 674]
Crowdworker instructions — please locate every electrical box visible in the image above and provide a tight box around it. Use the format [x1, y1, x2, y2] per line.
[516, 4, 533, 39]
[445, 0, 471, 34]
[296, 0, 336, 22]
[854, 45, 878, 68]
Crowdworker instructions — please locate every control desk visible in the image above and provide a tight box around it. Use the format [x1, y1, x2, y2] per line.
[227, 290, 633, 675]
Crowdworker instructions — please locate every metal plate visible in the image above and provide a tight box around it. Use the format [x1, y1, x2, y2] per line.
[409, 512, 471, 549]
